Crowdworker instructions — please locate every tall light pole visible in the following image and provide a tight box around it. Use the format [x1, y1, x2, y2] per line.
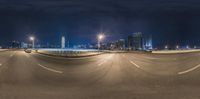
[30, 36, 35, 49]
[176, 45, 179, 50]
[165, 45, 168, 49]
[186, 45, 189, 49]
[97, 34, 105, 50]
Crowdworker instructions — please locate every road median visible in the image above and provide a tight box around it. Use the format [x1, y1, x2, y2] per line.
[152, 49, 200, 54]
[34, 49, 104, 58]
[0, 49, 8, 52]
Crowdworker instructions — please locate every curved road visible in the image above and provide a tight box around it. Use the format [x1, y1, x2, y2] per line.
[0, 50, 200, 99]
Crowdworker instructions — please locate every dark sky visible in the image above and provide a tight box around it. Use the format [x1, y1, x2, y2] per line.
[0, 0, 200, 47]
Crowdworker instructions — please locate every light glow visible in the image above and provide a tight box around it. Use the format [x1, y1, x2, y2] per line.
[98, 34, 105, 41]
[30, 36, 35, 41]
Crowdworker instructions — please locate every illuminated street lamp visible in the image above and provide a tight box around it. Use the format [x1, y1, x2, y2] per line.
[194, 46, 197, 49]
[97, 34, 105, 50]
[176, 45, 179, 49]
[165, 45, 168, 49]
[30, 36, 35, 49]
[186, 45, 189, 49]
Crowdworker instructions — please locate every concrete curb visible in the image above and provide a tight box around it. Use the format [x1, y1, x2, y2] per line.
[0, 49, 9, 52]
[152, 50, 200, 54]
[34, 51, 105, 58]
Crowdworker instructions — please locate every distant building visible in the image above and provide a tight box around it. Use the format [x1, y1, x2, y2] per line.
[10, 41, 20, 48]
[102, 39, 126, 50]
[127, 32, 153, 50]
[115, 39, 125, 50]
[21, 42, 28, 48]
[61, 36, 65, 49]
[128, 32, 143, 50]
[143, 35, 153, 50]
[73, 44, 87, 49]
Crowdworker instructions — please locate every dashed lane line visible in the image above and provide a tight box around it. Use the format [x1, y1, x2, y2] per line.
[38, 64, 63, 74]
[178, 64, 200, 75]
[122, 54, 141, 68]
[129, 60, 140, 68]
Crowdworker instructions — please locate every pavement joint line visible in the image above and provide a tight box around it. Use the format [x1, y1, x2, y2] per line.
[38, 64, 63, 74]
[178, 64, 200, 75]
[129, 60, 140, 68]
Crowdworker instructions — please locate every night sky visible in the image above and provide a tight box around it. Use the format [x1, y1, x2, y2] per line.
[0, 0, 200, 47]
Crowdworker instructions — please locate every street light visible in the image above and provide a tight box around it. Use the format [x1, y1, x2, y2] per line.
[176, 45, 179, 49]
[30, 36, 35, 49]
[97, 34, 105, 50]
[186, 45, 189, 49]
[165, 45, 168, 49]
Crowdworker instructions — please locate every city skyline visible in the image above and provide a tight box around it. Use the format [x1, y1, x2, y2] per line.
[1, 1, 200, 99]
[2, 33, 200, 48]
[4, 32, 199, 50]
[1, 0, 200, 47]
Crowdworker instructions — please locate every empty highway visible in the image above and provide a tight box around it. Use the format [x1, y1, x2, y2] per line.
[0, 50, 200, 99]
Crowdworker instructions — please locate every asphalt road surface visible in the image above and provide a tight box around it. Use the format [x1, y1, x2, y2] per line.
[0, 50, 200, 99]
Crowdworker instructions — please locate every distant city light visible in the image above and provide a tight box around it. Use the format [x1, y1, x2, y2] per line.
[176, 45, 179, 49]
[30, 36, 35, 41]
[165, 45, 168, 49]
[98, 34, 105, 41]
[186, 45, 189, 49]
[97, 34, 105, 50]
[29, 36, 35, 49]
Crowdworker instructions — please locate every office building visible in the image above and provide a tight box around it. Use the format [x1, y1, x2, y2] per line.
[61, 36, 65, 49]
[128, 32, 143, 50]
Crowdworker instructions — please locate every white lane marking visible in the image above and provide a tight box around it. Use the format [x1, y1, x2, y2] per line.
[38, 64, 63, 74]
[129, 60, 140, 68]
[0, 64, 2, 66]
[121, 54, 140, 68]
[178, 64, 200, 75]
[143, 57, 160, 60]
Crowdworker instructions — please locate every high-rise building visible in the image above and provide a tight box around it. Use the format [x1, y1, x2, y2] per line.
[143, 35, 153, 50]
[10, 41, 20, 48]
[116, 39, 125, 50]
[61, 36, 65, 49]
[21, 42, 28, 48]
[128, 32, 143, 50]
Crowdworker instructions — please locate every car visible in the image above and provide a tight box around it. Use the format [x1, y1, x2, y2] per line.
[24, 49, 32, 53]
